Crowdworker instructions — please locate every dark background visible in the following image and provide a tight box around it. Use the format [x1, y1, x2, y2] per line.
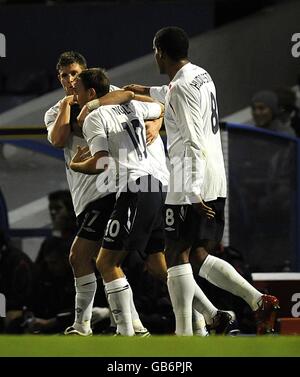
[0, 0, 283, 92]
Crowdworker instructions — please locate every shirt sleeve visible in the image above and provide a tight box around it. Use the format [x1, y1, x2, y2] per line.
[82, 110, 109, 156]
[132, 100, 162, 120]
[169, 84, 207, 202]
[44, 102, 60, 143]
[109, 84, 120, 91]
[150, 85, 168, 104]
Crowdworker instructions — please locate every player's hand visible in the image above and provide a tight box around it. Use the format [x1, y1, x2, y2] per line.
[122, 84, 149, 95]
[145, 119, 160, 145]
[192, 200, 215, 219]
[71, 145, 91, 164]
[77, 105, 90, 127]
[62, 94, 78, 106]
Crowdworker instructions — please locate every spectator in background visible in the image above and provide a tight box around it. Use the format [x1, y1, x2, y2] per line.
[0, 229, 34, 333]
[275, 87, 300, 137]
[35, 190, 77, 265]
[24, 190, 76, 333]
[251, 90, 296, 137]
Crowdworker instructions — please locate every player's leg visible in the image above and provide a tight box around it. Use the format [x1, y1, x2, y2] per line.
[124, 177, 167, 335]
[166, 204, 236, 336]
[165, 238, 195, 335]
[64, 236, 100, 336]
[145, 251, 167, 282]
[145, 251, 211, 336]
[147, 197, 234, 335]
[147, 203, 213, 333]
[69, 236, 100, 277]
[97, 247, 134, 336]
[192, 244, 263, 311]
[164, 204, 201, 336]
[95, 189, 150, 336]
[65, 194, 115, 336]
[144, 200, 212, 337]
[190, 197, 279, 334]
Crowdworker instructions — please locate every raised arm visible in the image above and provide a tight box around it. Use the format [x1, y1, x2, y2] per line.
[123, 84, 151, 96]
[77, 90, 135, 127]
[48, 95, 77, 148]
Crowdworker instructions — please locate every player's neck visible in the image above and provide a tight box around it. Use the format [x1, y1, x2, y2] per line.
[167, 59, 189, 81]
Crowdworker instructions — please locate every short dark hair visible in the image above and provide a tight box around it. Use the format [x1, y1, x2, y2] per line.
[56, 51, 87, 72]
[154, 26, 189, 61]
[48, 190, 74, 214]
[78, 68, 110, 98]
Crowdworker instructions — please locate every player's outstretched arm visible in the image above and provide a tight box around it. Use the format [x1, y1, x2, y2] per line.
[49, 95, 77, 148]
[123, 84, 151, 96]
[77, 90, 135, 127]
[70, 147, 108, 175]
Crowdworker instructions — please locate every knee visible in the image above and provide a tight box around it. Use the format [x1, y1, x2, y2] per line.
[69, 243, 84, 269]
[190, 247, 209, 272]
[165, 247, 190, 268]
[165, 238, 191, 265]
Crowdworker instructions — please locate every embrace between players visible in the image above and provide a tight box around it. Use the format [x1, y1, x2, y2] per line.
[44, 27, 279, 337]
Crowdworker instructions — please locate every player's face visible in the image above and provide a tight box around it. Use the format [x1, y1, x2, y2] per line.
[58, 63, 83, 95]
[49, 199, 70, 231]
[153, 39, 165, 74]
[74, 78, 92, 108]
[252, 102, 273, 127]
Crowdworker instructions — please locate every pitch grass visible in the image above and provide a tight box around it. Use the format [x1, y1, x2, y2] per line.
[0, 335, 300, 357]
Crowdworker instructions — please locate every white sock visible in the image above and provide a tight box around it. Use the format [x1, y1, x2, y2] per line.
[167, 263, 195, 336]
[192, 310, 209, 336]
[104, 278, 144, 331]
[193, 282, 218, 325]
[105, 278, 134, 336]
[103, 279, 117, 328]
[199, 255, 262, 310]
[74, 273, 97, 333]
[127, 282, 145, 331]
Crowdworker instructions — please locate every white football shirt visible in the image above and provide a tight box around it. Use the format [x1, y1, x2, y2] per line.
[44, 84, 119, 216]
[150, 63, 226, 204]
[82, 101, 163, 193]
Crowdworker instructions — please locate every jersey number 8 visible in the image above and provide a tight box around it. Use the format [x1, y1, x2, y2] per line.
[210, 92, 219, 134]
